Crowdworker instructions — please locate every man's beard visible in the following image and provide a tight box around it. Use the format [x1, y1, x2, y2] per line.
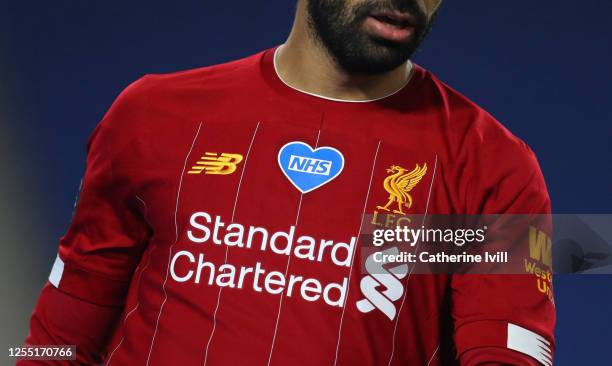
[307, 0, 434, 75]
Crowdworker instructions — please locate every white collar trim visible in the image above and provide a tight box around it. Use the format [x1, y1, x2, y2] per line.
[272, 45, 414, 103]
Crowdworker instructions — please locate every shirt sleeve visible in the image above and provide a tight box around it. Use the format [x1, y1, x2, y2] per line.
[50, 77, 152, 306]
[453, 128, 555, 366]
[20, 78, 152, 364]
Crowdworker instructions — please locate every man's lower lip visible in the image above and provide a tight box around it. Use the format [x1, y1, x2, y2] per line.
[364, 16, 413, 42]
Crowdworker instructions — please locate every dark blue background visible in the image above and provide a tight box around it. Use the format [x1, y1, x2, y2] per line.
[3, 1, 611, 364]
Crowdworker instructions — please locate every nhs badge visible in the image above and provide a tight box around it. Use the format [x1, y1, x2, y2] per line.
[278, 141, 345, 193]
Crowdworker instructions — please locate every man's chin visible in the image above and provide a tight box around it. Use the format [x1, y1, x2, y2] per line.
[322, 31, 416, 74]
[338, 54, 410, 75]
[370, 37, 413, 53]
[360, 40, 413, 66]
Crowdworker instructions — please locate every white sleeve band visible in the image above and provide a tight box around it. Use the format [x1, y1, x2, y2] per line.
[507, 323, 552, 366]
[48, 254, 65, 288]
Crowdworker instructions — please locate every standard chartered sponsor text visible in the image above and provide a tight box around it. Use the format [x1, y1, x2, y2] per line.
[170, 212, 356, 308]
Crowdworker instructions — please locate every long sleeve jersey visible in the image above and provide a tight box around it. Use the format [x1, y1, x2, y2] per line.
[20, 47, 554, 366]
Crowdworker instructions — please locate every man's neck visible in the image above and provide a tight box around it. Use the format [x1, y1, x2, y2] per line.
[275, 14, 412, 102]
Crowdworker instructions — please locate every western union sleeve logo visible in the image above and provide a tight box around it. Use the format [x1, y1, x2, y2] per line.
[529, 226, 552, 268]
[188, 152, 244, 175]
[526, 226, 554, 303]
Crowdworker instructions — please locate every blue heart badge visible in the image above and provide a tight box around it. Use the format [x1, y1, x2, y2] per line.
[278, 141, 345, 193]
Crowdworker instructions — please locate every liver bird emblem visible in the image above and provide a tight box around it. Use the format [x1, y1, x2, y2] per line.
[376, 164, 428, 215]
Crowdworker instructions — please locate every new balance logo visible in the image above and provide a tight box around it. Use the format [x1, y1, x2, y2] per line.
[356, 247, 408, 320]
[188, 152, 243, 175]
[287, 155, 332, 176]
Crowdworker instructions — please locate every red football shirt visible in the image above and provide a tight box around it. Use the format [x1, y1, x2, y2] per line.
[22, 47, 554, 366]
